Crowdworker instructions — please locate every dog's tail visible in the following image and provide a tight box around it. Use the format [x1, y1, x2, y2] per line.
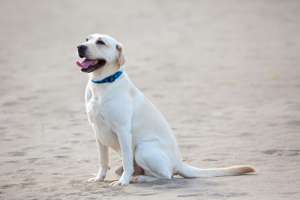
[177, 163, 255, 178]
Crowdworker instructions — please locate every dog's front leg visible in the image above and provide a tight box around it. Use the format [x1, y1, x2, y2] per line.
[88, 139, 109, 182]
[110, 127, 134, 186]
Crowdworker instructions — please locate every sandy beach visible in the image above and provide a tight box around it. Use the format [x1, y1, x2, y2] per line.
[0, 0, 300, 199]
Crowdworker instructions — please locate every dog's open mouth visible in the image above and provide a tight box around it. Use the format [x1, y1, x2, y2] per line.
[76, 58, 106, 73]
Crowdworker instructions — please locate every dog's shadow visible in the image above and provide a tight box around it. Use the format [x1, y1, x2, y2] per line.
[70, 176, 251, 198]
[96, 177, 220, 197]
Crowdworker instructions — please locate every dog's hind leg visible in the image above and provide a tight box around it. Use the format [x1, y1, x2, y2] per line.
[115, 163, 145, 176]
[131, 175, 160, 183]
[135, 143, 173, 180]
[115, 165, 123, 176]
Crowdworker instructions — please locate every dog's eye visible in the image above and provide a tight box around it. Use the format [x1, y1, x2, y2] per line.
[96, 40, 105, 45]
[85, 38, 89, 42]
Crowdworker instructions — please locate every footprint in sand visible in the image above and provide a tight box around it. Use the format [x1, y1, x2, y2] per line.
[210, 192, 248, 198]
[286, 120, 300, 127]
[1, 184, 17, 189]
[27, 157, 41, 164]
[2, 101, 18, 107]
[7, 151, 26, 157]
[262, 149, 300, 156]
[54, 155, 69, 159]
[178, 193, 202, 197]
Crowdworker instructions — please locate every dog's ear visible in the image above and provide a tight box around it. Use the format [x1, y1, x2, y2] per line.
[116, 43, 125, 67]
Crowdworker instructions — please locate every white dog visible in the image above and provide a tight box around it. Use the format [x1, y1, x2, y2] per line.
[76, 34, 255, 186]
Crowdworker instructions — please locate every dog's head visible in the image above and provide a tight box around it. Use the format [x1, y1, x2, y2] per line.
[76, 34, 125, 73]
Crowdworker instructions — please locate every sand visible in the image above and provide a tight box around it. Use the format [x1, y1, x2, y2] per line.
[0, 0, 300, 199]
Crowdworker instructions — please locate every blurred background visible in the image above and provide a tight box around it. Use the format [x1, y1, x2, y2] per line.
[0, 0, 299, 199]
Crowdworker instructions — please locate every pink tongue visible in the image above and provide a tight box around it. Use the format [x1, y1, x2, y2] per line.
[76, 59, 98, 69]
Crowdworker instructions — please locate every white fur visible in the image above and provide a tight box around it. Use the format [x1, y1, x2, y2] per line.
[79, 34, 254, 186]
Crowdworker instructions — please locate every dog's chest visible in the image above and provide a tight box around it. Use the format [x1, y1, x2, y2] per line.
[86, 97, 119, 150]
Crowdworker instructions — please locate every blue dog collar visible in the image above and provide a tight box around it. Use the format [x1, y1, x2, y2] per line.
[91, 71, 123, 84]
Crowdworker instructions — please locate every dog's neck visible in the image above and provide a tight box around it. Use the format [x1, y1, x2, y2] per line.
[87, 63, 126, 95]
[88, 63, 121, 81]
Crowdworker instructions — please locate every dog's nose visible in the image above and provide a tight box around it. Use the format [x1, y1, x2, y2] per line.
[77, 45, 87, 58]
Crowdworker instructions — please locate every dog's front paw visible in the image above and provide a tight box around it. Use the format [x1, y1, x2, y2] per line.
[87, 176, 105, 182]
[109, 180, 129, 187]
[109, 176, 130, 187]
[88, 167, 108, 183]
